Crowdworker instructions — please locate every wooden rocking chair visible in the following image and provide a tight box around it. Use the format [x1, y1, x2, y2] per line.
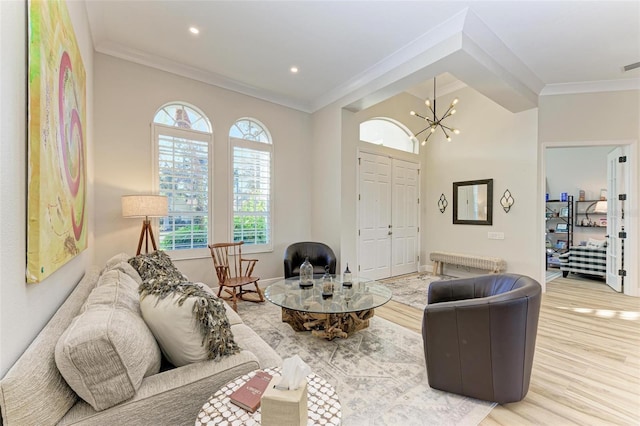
[208, 241, 264, 311]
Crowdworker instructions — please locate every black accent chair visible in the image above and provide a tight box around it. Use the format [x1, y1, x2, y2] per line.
[283, 242, 336, 278]
[422, 273, 542, 404]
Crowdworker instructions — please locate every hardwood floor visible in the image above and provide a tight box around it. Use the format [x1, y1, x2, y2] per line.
[376, 275, 640, 425]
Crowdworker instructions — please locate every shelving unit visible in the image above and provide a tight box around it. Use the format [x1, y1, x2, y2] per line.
[575, 200, 607, 229]
[545, 196, 573, 269]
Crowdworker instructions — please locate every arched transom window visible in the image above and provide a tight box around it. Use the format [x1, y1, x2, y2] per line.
[154, 104, 211, 132]
[360, 118, 417, 154]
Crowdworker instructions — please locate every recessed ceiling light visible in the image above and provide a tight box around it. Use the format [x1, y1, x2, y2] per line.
[290, 66, 299, 74]
[189, 27, 200, 35]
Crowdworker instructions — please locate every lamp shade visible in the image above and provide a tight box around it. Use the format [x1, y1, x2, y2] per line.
[594, 200, 608, 213]
[122, 195, 168, 218]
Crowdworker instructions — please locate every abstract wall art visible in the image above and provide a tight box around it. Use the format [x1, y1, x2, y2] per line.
[27, 0, 87, 283]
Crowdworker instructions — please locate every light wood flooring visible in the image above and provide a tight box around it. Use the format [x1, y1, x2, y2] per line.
[376, 275, 640, 425]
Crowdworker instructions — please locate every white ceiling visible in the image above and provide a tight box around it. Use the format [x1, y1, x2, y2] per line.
[85, 1, 640, 113]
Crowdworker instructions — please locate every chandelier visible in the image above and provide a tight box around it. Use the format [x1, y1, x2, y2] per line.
[410, 77, 460, 144]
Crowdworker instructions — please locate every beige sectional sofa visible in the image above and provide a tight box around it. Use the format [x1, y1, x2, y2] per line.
[0, 257, 281, 425]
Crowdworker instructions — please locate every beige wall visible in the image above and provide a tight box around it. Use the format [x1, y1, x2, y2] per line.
[93, 54, 312, 285]
[0, 0, 95, 375]
[310, 105, 342, 257]
[539, 90, 640, 295]
[420, 87, 539, 279]
[336, 88, 539, 281]
[539, 91, 639, 143]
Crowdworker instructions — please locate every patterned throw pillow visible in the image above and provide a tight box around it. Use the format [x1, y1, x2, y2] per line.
[128, 250, 187, 287]
[129, 251, 240, 366]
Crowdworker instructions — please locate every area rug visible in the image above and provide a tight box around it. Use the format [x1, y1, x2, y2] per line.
[379, 272, 454, 310]
[236, 296, 495, 425]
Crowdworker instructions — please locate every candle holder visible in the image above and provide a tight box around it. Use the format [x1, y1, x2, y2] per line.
[299, 257, 314, 288]
[342, 263, 352, 288]
[321, 266, 333, 298]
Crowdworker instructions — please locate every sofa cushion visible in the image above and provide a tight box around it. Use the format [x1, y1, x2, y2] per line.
[231, 324, 282, 369]
[55, 270, 161, 411]
[140, 281, 240, 367]
[103, 252, 133, 272]
[0, 268, 102, 426]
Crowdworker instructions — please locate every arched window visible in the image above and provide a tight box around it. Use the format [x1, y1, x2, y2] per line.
[152, 102, 212, 253]
[360, 118, 417, 154]
[230, 118, 273, 252]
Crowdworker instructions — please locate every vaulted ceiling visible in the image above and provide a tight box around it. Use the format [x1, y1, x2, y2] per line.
[86, 1, 640, 113]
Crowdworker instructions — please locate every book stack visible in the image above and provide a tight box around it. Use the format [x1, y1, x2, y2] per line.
[229, 370, 273, 413]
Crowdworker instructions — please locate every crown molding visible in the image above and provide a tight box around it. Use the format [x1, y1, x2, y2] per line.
[91, 8, 638, 115]
[540, 78, 640, 96]
[94, 41, 315, 113]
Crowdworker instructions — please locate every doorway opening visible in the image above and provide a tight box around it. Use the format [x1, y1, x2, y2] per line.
[542, 141, 637, 296]
[357, 119, 420, 280]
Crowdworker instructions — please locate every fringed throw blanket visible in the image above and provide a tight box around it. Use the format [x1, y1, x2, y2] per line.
[129, 251, 239, 362]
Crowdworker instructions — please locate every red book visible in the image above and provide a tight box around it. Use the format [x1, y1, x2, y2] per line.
[229, 370, 273, 412]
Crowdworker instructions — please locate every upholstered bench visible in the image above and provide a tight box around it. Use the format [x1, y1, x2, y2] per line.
[430, 251, 506, 275]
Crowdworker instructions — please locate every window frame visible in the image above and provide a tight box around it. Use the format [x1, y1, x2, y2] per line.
[152, 122, 213, 260]
[359, 117, 418, 154]
[229, 118, 274, 254]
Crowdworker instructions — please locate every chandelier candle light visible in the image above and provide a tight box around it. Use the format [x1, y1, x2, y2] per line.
[122, 195, 168, 255]
[410, 77, 460, 145]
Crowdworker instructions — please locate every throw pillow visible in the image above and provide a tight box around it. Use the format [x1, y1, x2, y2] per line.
[139, 281, 240, 367]
[128, 250, 187, 287]
[55, 270, 161, 411]
[586, 238, 606, 249]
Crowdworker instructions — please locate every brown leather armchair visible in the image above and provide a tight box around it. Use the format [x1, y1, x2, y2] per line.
[422, 273, 541, 404]
[283, 242, 336, 278]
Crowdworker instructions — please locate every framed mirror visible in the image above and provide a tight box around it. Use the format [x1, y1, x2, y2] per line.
[453, 179, 493, 225]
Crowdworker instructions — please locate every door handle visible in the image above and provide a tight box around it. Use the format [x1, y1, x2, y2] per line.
[388, 231, 393, 235]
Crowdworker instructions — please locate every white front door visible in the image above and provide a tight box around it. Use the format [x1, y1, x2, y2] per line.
[358, 152, 419, 280]
[606, 147, 628, 292]
[358, 152, 392, 279]
[391, 159, 419, 276]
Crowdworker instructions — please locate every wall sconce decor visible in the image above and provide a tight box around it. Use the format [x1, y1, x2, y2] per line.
[500, 189, 515, 213]
[438, 193, 448, 213]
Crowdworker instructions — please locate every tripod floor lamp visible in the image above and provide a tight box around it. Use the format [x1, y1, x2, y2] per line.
[122, 195, 168, 255]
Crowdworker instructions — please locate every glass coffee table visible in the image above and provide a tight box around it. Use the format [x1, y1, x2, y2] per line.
[264, 277, 392, 340]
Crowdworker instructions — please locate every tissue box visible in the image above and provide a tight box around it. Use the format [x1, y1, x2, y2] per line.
[261, 376, 307, 426]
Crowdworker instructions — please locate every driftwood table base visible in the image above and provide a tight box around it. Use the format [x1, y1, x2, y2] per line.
[281, 308, 375, 340]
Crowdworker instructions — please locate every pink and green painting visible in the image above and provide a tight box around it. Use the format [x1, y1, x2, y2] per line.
[27, 0, 87, 283]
